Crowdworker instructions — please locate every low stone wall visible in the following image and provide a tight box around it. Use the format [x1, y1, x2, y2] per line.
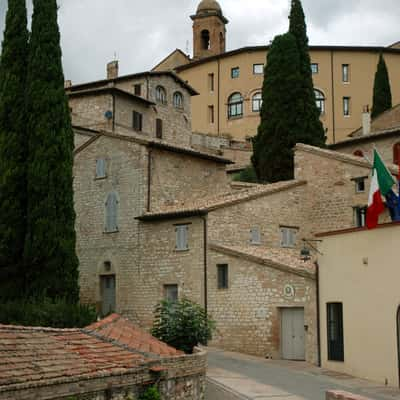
[326, 391, 373, 400]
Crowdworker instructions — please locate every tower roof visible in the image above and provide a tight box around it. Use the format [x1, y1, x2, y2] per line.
[196, 0, 222, 13]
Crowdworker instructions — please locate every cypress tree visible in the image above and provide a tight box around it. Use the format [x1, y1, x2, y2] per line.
[288, 0, 325, 146]
[0, 0, 29, 299]
[24, 0, 79, 302]
[371, 54, 392, 119]
[252, 33, 304, 183]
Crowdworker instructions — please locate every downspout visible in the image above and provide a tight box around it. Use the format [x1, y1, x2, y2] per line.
[146, 76, 150, 101]
[202, 215, 208, 314]
[147, 149, 152, 212]
[330, 50, 336, 144]
[112, 92, 116, 133]
[316, 261, 321, 367]
[217, 59, 221, 136]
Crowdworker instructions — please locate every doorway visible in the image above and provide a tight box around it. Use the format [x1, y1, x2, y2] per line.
[100, 275, 116, 317]
[281, 308, 305, 361]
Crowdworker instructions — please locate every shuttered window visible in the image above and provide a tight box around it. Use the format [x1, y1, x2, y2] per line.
[134, 84, 141, 96]
[164, 284, 178, 302]
[280, 227, 298, 248]
[175, 225, 188, 251]
[96, 158, 106, 179]
[132, 111, 143, 132]
[217, 264, 229, 289]
[250, 227, 261, 245]
[105, 192, 119, 233]
[156, 118, 163, 139]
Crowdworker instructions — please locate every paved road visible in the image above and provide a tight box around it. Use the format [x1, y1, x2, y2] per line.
[206, 348, 400, 400]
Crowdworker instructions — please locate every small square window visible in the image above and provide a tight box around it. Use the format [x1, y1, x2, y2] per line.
[217, 264, 228, 289]
[96, 158, 106, 179]
[311, 63, 319, 74]
[132, 111, 143, 132]
[164, 284, 178, 302]
[231, 67, 240, 79]
[250, 227, 261, 245]
[253, 64, 264, 74]
[353, 177, 367, 193]
[134, 84, 141, 96]
[280, 226, 298, 248]
[175, 224, 189, 251]
[354, 206, 367, 227]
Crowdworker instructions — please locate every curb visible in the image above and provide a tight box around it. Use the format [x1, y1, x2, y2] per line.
[206, 376, 251, 400]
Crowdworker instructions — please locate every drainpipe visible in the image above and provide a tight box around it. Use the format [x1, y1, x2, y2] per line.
[202, 215, 208, 314]
[217, 59, 221, 136]
[316, 261, 321, 367]
[147, 149, 152, 212]
[330, 51, 336, 144]
[112, 92, 116, 133]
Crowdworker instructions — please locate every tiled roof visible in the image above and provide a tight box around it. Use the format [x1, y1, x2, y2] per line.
[0, 314, 182, 392]
[334, 126, 400, 144]
[85, 314, 182, 357]
[209, 243, 316, 278]
[137, 180, 307, 221]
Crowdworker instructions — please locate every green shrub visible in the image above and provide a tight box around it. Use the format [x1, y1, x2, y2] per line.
[152, 298, 215, 354]
[0, 298, 97, 328]
[139, 386, 160, 400]
[232, 165, 259, 183]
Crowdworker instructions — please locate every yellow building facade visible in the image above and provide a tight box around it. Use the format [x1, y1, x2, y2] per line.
[154, 0, 400, 144]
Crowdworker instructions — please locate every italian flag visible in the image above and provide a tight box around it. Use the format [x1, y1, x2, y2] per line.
[366, 149, 396, 229]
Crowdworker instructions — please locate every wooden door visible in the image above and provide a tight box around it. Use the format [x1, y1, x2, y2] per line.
[281, 308, 305, 360]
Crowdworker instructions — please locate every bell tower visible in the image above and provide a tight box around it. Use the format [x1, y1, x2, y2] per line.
[191, 0, 228, 60]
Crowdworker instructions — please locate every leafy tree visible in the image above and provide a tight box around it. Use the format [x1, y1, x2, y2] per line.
[152, 298, 215, 354]
[0, 0, 29, 299]
[371, 53, 392, 119]
[252, 33, 304, 182]
[139, 386, 161, 400]
[24, 0, 79, 302]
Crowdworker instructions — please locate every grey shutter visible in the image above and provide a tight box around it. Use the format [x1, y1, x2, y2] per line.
[105, 192, 118, 232]
[175, 225, 188, 250]
[96, 159, 106, 178]
[251, 227, 261, 244]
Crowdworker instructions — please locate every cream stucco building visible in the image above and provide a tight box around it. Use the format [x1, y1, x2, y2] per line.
[154, 0, 400, 144]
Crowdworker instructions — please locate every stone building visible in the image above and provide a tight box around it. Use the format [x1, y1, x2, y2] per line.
[153, 0, 400, 144]
[0, 314, 206, 400]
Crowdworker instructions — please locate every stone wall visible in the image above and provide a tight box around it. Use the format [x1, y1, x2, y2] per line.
[208, 249, 317, 364]
[326, 390, 373, 400]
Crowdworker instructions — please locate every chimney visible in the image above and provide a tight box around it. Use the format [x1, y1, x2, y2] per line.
[362, 105, 371, 136]
[64, 80, 72, 89]
[107, 60, 119, 80]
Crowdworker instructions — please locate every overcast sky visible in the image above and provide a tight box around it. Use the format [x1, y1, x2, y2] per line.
[0, 0, 399, 85]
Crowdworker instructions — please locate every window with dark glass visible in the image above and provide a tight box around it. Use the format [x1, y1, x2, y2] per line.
[164, 284, 178, 302]
[134, 84, 141, 96]
[354, 206, 367, 227]
[132, 111, 143, 132]
[327, 303, 344, 361]
[314, 89, 325, 115]
[353, 177, 367, 193]
[217, 264, 228, 289]
[156, 86, 167, 104]
[208, 73, 214, 92]
[311, 63, 319, 74]
[156, 118, 163, 139]
[353, 150, 364, 157]
[208, 105, 215, 124]
[173, 92, 183, 109]
[228, 92, 243, 118]
[231, 67, 240, 79]
[252, 92, 262, 112]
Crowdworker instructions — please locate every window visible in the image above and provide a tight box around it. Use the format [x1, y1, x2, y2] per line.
[252, 92, 262, 112]
[134, 84, 141, 96]
[353, 177, 367, 193]
[354, 206, 367, 227]
[201, 29, 210, 50]
[217, 264, 228, 289]
[280, 226, 298, 248]
[353, 150, 364, 158]
[343, 97, 350, 116]
[175, 224, 189, 251]
[327, 303, 344, 361]
[173, 92, 183, 109]
[393, 143, 400, 165]
[156, 118, 163, 139]
[314, 89, 325, 115]
[208, 73, 214, 92]
[342, 64, 350, 83]
[96, 158, 106, 179]
[250, 227, 261, 245]
[155, 86, 167, 104]
[231, 67, 240, 79]
[208, 105, 215, 124]
[132, 111, 143, 132]
[228, 92, 243, 118]
[311, 63, 319, 74]
[253, 64, 264, 74]
[164, 284, 178, 302]
[105, 192, 119, 233]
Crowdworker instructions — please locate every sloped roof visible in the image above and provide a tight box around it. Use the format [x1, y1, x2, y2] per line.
[137, 180, 307, 221]
[209, 243, 316, 279]
[0, 314, 182, 393]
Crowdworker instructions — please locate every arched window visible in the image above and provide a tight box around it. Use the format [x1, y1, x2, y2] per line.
[156, 86, 167, 104]
[353, 150, 364, 158]
[201, 30, 210, 50]
[252, 92, 262, 112]
[228, 92, 243, 119]
[314, 89, 325, 115]
[105, 192, 119, 233]
[173, 92, 183, 109]
[393, 143, 400, 165]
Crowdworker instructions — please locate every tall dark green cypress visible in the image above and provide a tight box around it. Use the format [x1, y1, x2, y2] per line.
[25, 0, 79, 302]
[371, 54, 392, 119]
[0, 0, 29, 299]
[288, 0, 326, 146]
[252, 33, 303, 183]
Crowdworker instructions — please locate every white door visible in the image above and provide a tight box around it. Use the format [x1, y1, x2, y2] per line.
[281, 308, 305, 360]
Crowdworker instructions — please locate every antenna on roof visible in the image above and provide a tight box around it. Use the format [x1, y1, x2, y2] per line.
[114, 51, 117, 61]
[186, 40, 190, 55]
